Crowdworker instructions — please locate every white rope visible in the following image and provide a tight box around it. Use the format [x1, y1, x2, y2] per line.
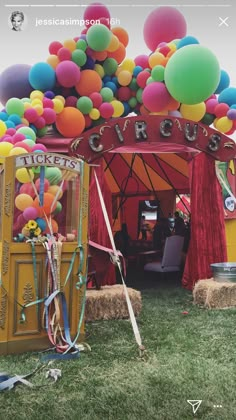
[94, 170, 144, 350]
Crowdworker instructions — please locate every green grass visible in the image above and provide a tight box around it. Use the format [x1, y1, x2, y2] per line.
[1, 285, 236, 420]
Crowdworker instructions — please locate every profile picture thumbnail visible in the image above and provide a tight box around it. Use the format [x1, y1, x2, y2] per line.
[9, 11, 26, 31]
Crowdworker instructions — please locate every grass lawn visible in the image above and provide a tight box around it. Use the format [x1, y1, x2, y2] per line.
[1, 277, 236, 420]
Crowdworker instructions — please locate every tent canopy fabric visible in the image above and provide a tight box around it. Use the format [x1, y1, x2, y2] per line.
[102, 151, 191, 196]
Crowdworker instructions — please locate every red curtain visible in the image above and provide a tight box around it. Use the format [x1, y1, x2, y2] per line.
[89, 164, 116, 287]
[182, 153, 227, 290]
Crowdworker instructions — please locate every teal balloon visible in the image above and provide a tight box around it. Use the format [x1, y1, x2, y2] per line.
[215, 70, 230, 94]
[86, 24, 112, 52]
[165, 45, 220, 105]
[76, 96, 93, 114]
[29, 62, 56, 91]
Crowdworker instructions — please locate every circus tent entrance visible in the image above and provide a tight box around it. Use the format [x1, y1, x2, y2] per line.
[42, 114, 232, 289]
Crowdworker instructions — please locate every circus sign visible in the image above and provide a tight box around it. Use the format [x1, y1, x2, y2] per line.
[69, 115, 236, 163]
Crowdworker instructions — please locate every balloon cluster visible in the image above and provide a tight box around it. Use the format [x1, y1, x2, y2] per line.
[0, 3, 236, 142]
[14, 165, 64, 236]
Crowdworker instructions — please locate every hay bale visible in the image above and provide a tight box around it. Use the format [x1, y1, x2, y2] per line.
[85, 285, 142, 322]
[193, 278, 236, 309]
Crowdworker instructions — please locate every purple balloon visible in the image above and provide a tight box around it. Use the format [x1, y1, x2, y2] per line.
[227, 109, 236, 120]
[0, 64, 32, 105]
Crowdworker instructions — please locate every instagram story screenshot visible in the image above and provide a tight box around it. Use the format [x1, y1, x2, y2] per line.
[0, 1, 236, 419]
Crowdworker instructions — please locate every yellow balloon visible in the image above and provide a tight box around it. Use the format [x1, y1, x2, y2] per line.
[107, 34, 119, 52]
[110, 100, 124, 118]
[24, 102, 32, 111]
[15, 193, 33, 211]
[120, 58, 135, 73]
[30, 90, 44, 100]
[148, 52, 165, 69]
[47, 185, 63, 199]
[0, 120, 7, 137]
[52, 98, 64, 114]
[31, 98, 42, 107]
[0, 141, 13, 163]
[21, 118, 30, 126]
[9, 147, 28, 156]
[63, 39, 76, 52]
[180, 102, 206, 122]
[16, 168, 34, 183]
[33, 104, 44, 116]
[94, 64, 105, 79]
[55, 95, 65, 105]
[117, 70, 132, 86]
[215, 116, 233, 133]
[47, 54, 60, 69]
[89, 108, 100, 120]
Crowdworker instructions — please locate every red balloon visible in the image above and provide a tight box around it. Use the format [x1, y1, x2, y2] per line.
[83, 3, 110, 28]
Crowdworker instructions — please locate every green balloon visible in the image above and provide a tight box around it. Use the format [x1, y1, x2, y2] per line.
[151, 65, 165, 82]
[103, 58, 118, 76]
[128, 97, 137, 108]
[100, 87, 113, 102]
[76, 96, 93, 114]
[6, 98, 24, 117]
[86, 24, 112, 52]
[201, 113, 215, 126]
[17, 126, 36, 141]
[136, 88, 143, 104]
[76, 39, 87, 51]
[165, 45, 220, 105]
[72, 50, 87, 67]
[45, 167, 62, 185]
[129, 78, 139, 91]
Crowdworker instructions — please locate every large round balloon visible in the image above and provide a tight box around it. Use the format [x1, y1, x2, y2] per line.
[0, 64, 32, 105]
[56, 61, 81, 87]
[83, 3, 111, 28]
[143, 7, 187, 51]
[29, 62, 56, 91]
[75, 69, 102, 96]
[86, 24, 112, 51]
[165, 45, 220, 104]
[142, 82, 172, 112]
[55, 107, 85, 137]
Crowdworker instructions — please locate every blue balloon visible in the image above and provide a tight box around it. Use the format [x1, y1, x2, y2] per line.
[177, 36, 199, 49]
[105, 81, 117, 93]
[133, 66, 143, 77]
[218, 87, 236, 106]
[35, 218, 47, 232]
[215, 70, 230, 94]
[29, 62, 56, 91]
[8, 114, 22, 125]
[0, 111, 8, 121]
[5, 120, 15, 128]
[44, 90, 55, 99]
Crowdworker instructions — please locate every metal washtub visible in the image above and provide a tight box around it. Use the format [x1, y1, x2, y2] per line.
[211, 263, 236, 283]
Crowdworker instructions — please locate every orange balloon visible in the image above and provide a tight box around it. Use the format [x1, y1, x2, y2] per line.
[75, 70, 102, 96]
[112, 27, 129, 47]
[45, 219, 59, 234]
[107, 42, 126, 64]
[92, 50, 108, 61]
[33, 192, 57, 217]
[55, 107, 85, 137]
[107, 34, 119, 52]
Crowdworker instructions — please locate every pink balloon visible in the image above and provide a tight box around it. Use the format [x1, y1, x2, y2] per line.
[143, 7, 187, 51]
[12, 133, 26, 143]
[43, 97, 54, 108]
[19, 183, 36, 197]
[23, 206, 39, 221]
[136, 71, 150, 88]
[83, 3, 110, 28]
[34, 117, 46, 129]
[14, 141, 32, 152]
[49, 40, 63, 55]
[117, 87, 131, 101]
[42, 108, 56, 124]
[205, 98, 219, 114]
[24, 108, 38, 123]
[56, 61, 81, 88]
[134, 55, 150, 69]
[31, 143, 47, 152]
[142, 82, 172, 112]
[99, 102, 114, 119]
[57, 47, 71, 61]
[89, 92, 102, 108]
[35, 177, 50, 192]
[65, 96, 78, 107]
[6, 128, 16, 135]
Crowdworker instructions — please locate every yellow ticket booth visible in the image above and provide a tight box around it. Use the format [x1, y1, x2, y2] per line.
[0, 153, 89, 355]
